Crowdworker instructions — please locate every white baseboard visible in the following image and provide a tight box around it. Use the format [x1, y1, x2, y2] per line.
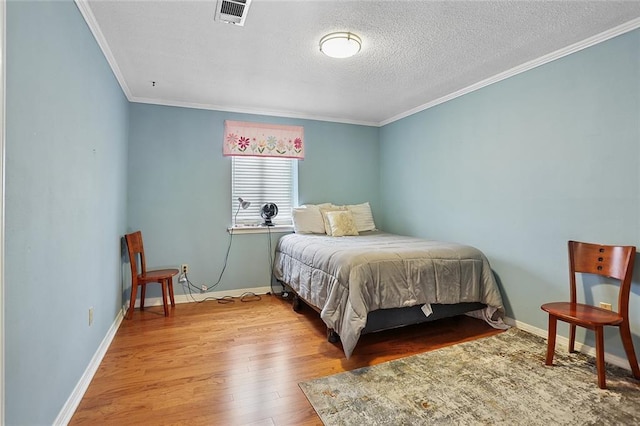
[124, 285, 274, 313]
[53, 309, 124, 425]
[57, 285, 273, 425]
[56, 303, 634, 424]
[504, 316, 633, 372]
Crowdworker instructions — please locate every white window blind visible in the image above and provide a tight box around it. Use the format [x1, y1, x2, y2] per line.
[232, 156, 296, 226]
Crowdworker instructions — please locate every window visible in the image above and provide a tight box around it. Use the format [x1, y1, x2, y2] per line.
[232, 156, 297, 226]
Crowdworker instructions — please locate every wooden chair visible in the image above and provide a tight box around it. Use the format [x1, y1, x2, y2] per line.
[541, 240, 640, 388]
[125, 231, 179, 320]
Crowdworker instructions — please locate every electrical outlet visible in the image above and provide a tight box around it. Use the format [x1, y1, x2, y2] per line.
[89, 307, 94, 326]
[181, 264, 189, 274]
[599, 302, 612, 311]
[201, 285, 207, 293]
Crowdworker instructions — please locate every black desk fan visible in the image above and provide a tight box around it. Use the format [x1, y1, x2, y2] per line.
[260, 203, 278, 226]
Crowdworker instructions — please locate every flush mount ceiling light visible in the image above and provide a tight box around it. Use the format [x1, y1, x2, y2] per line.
[319, 32, 362, 59]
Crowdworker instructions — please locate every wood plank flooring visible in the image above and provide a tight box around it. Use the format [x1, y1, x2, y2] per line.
[70, 294, 503, 425]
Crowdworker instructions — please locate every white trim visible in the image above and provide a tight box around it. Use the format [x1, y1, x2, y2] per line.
[76, 5, 640, 128]
[73, 0, 132, 99]
[130, 97, 378, 127]
[53, 310, 124, 426]
[130, 285, 274, 308]
[137, 297, 636, 372]
[228, 224, 293, 235]
[52, 309, 636, 423]
[55, 286, 283, 423]
[504, 316, 633, 373]
[0, 0, 6, 422]
[379, 17, 640, 126]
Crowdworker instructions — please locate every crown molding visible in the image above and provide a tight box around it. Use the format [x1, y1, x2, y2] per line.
[130, 96, 379, 127]
[76, 1, 639, 129]
[74, 0, 132, 99]
[379, 17, 640, 126]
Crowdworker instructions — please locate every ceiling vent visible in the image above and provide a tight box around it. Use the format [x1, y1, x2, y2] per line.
[215, 0, 252, 26]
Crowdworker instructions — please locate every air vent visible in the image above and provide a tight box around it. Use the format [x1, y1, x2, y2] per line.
[215, 0, 252, 26]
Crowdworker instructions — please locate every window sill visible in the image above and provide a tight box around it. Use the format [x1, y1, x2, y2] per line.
[228, 224, 294, 235]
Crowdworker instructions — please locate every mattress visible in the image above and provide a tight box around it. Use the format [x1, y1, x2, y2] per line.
[273, 231, 506, 358]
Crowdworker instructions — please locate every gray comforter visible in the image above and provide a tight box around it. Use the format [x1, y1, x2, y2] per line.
[273, 231, 506, 358]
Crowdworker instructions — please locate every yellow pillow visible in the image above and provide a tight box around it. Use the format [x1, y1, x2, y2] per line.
[320, 206, 348, 235]
[325, 210, 359, 237]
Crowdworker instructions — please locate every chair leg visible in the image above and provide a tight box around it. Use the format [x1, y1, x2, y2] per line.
[619, 321, 640, 379]
[168, 278, 176, 307]
[140, 284, 146, 311]
[545, 315, 557, 366]
[127, 280, 138, 320]
[569, 324, 576, 353]
[161, 280, 169, 317]
[595, 326, 606, 389]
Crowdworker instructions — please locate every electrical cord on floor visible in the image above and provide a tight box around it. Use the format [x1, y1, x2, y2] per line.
[180, 274, 263, 304]
[240, 292, 261, 302]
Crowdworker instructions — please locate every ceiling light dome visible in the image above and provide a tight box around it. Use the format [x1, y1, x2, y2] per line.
[319, 32, 362, 59]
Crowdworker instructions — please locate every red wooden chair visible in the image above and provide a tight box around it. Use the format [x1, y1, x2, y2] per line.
[541, 240, 640, 388]
[125, 231, 178, 319]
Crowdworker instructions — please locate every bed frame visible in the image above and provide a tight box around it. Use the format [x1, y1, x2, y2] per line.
[285, 282, 486, 344]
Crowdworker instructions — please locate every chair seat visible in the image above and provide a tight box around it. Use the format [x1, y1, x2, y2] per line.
[541, 241, 638, 389]
[125, 231, 180, 320]
[138, 268, 179, 283]
[541, 302, 623, 327]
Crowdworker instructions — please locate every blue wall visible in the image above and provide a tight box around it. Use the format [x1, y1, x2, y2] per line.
[4, 2, 379, 421]
[5, 1, 129, 424]
[379, 30, 640, 360]
[127, 104, 379, 297]
[5, 1, 639, 423]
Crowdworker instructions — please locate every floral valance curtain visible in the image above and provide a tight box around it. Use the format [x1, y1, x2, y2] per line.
[223, 120, 304, 159]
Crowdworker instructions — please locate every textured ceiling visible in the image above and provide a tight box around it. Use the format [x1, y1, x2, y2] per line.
[81, 1, 640, 126]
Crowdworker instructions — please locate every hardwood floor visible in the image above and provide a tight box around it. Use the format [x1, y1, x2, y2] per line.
[70, 294, 503, 425]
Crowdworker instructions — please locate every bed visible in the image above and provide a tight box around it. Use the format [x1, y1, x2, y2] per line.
[273, 230, 507, 358]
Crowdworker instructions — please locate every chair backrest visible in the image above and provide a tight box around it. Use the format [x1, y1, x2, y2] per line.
[125, 231, 147, 279]
[568, 240, 636, 316]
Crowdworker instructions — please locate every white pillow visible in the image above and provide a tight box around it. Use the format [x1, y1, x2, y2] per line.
[315, 202, 334, 209]
[292, 205, 326, 234]
[325, 210, 359, 237]
[346, 202, 376, 232]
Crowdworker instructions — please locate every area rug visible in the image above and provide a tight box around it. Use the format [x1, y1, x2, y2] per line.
[299, 329, 640, 425]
